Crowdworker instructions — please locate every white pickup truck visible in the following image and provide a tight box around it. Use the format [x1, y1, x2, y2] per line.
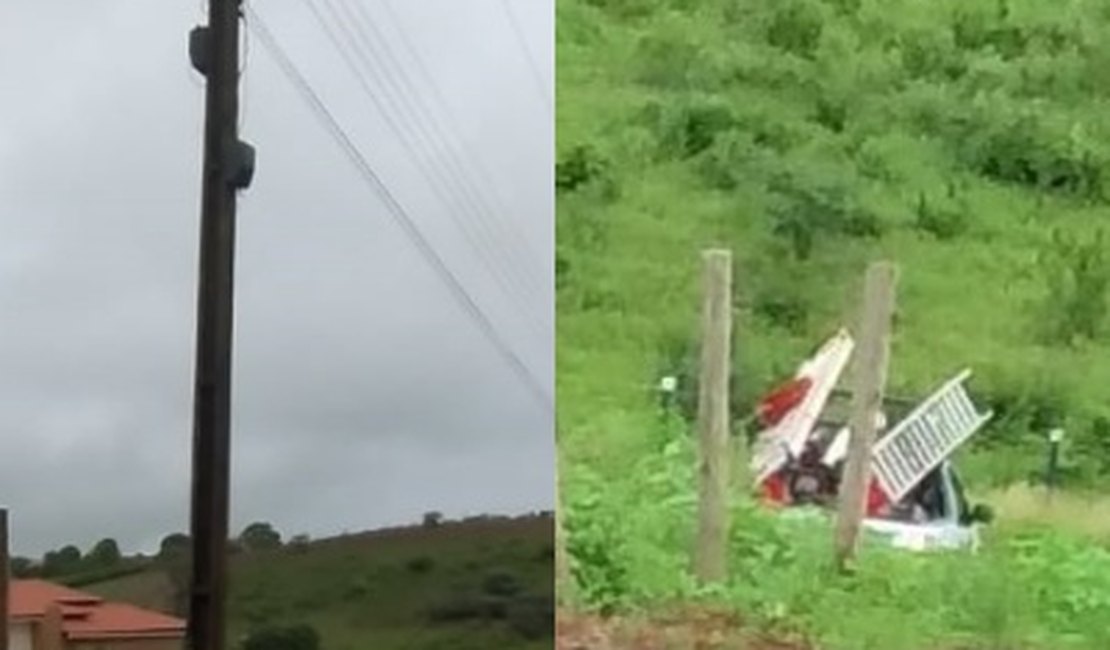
[778, 459, 994, 552]
[859, 459, 993, 552]
[751, 331, 996, 553]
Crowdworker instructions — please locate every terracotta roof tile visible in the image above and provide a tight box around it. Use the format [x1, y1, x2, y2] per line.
[63, 602, 184, 640]
[9, 579, 184, 639]
[9, 580, 100, 619]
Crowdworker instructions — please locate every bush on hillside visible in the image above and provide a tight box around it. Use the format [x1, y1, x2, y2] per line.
[239, 522, 283, 552]
[766, 165, 883, 260]
[1037, 228, 1110, 345]
[657, 99, 737, 159]
[288, 534, 311, 554]
[951, 104, 1108, 201]
[913, 185, 970, 241]
[9, 557, 35, 578]
[763, 0, 825, 59]
[344, 577, 371, 599]
[240, 624, 319, 650]
[427, 594, 507, 623]
[507, 594, 555, 640]
[41, 545, 82, 577]
[406, 555, 435, 574]
[158, 533, 190, 559]
[1079, 416, 1110, 477]
[87, 538, 122, 567]
[482, 570, 524, 597]
[557, 145, 612, 194]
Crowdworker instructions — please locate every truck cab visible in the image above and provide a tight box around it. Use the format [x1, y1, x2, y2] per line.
[860, 459, 993, 552]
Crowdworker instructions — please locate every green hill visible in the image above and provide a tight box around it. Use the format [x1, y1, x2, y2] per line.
[82, 515, 553, 650]
[556, 1, 1110, 647]
[557, 0, 1110, 487]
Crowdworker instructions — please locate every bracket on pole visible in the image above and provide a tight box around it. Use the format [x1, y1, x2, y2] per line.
[189, 26, 211, 76]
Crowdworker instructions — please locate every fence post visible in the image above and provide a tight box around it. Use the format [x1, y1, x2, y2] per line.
[694, 249, 733, 584]
[835, 261, 898, 570]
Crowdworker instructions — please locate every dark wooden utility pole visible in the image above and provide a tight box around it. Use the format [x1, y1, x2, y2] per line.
[186, 2, 254, 649]
[0, 508, 9, 650]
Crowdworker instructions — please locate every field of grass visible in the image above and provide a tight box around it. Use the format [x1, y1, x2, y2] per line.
[85, 515, 554, 650]
[557, 0, 1110, 646]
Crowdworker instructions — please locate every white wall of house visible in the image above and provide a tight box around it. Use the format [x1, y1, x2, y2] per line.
[10, 621, 33, 650]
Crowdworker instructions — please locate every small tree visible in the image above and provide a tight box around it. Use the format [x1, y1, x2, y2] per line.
[9, 557, 35, 578]
[422, 511, 444, 528]
[88, 538, 122, 567]
[289, 534, 311, 554]
[157, 533, 191, 617]
[42, 545, 82, 577]
[239, 522, 282, 552]
[159, 533, 190, 559]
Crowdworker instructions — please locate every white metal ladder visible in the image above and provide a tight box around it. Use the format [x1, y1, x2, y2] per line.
[870, 369, 992, 502]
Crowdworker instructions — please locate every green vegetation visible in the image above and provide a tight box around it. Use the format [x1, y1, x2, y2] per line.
[557, 0, 1110, 646]
[76, 515, 551, 650]
[557, 0, 1110, 484]
[564, 436, 1110, 648]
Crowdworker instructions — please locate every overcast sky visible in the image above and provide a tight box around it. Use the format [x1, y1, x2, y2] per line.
[0, 0, 553, 556]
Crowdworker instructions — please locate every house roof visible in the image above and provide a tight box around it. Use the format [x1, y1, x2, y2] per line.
[9, 580, 99, 619]
[10, 579, 185, 640]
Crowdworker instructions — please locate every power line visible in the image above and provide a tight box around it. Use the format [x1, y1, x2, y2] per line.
[497, 0, 553, 117]
[244, 6, 553, 414]
[378, 0, 545, 256]
[340, 0, 547, 294]
[306, 0, 548, 339]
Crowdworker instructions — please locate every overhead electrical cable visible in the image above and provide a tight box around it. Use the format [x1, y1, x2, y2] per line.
[244, 6, 553, 414]
[307, 0, 548, 339]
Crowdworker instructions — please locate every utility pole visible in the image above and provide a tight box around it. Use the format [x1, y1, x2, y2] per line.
[186, 2, 255, 649]
[835, 262, 897, 571]
[694, 249, 732, 585]
[0, 508, 9, 650]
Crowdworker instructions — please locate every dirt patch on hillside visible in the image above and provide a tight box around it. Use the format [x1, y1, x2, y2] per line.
[557, 609, 813, 650]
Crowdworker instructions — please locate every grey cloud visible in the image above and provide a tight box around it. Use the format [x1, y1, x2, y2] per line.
[0, 0, 552, 556]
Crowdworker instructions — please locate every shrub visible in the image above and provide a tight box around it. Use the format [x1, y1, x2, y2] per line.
[239, 522, 282, 552]
[344, 577, 371, 599]
[427, 595, 506, 623]
[288, 534, 310, 554]
[507, 594, 555, 640]
[556, 145, 611, 193]
[954, 106, 1107, 201]
[482, 570, 523, 597]
[765, 0, 825, 59]
[406, 556, 435, 574]
[1037, 229, 1110, 345]
[657, 99, 737, 160]
[240, 624, 320, 650]
[913, 186, 969, 241]
[754, 291, 809, 334]
[766, 166, 883, 260]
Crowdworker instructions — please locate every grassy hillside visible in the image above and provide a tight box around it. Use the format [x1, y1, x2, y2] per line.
[85, 515, 553, 650]
[557, 0, 1110, 647]
[557, 0, 1110, 486]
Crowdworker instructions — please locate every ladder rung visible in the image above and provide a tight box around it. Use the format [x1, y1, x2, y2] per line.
[920, 419, 944, 453]
[938, 397, 963, 437]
